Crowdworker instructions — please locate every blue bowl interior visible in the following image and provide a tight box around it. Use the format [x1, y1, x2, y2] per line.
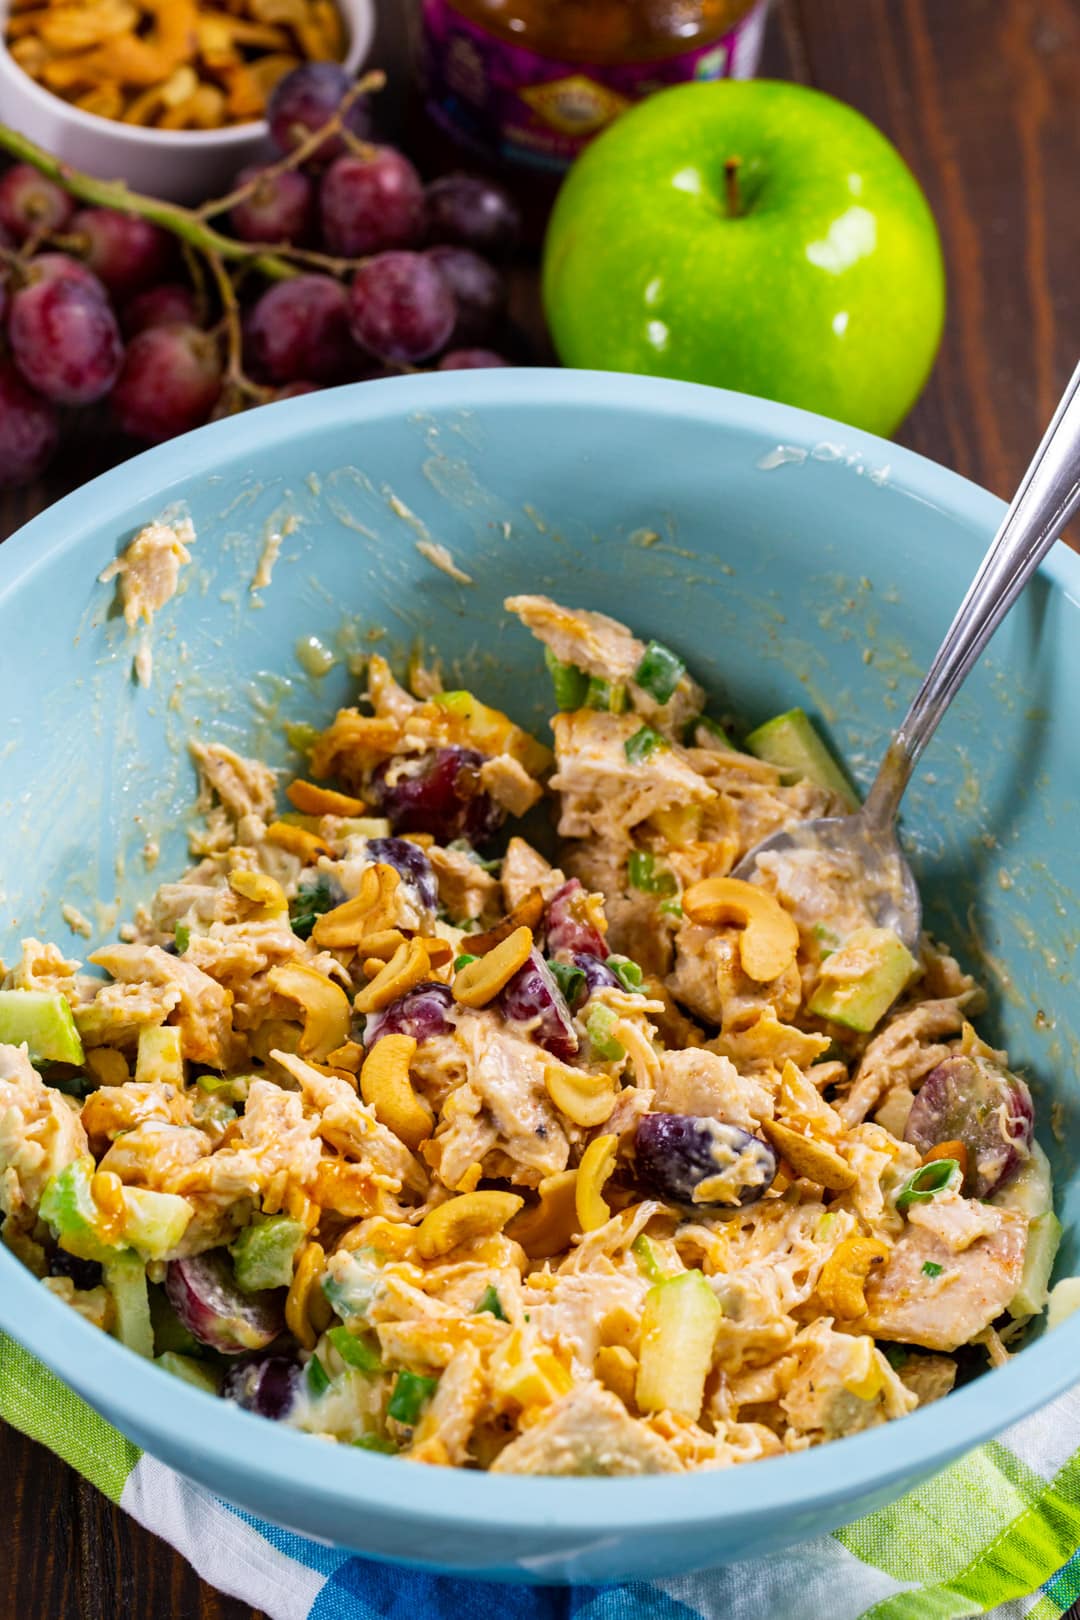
[2, 370, 1079, 1578]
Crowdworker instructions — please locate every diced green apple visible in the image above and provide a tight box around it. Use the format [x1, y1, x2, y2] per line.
[808, 927, 917, 1033]
[745, 707, 857, 809]
[0, 988, 84, 1066]
[229, 1216, 306, 1292]
[1008, 1211, 1062, 1320]
[635, 1270, 722, 1419]
[135, 1023, 184, 1088]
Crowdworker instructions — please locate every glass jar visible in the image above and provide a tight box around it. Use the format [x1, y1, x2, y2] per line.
[416, 0, 769, 178]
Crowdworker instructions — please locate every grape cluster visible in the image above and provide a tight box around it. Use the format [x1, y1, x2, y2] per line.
[0, 63, 522, 489]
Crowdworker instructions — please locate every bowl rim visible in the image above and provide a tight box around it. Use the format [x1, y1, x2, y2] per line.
[0, 0, 374, 149]
[2, 367, 1080, 1545]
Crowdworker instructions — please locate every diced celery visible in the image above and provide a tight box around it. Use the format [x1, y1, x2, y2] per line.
[807, 927, 917, 1033]
[635, 1271, 722, 1419]
[584, 676, 628, 714]
[0, 988, 84, 1066]
[120, 1185, 193, 1261]
[156, 1352, 222, 1394]
[230, 1217, 306, 1292]
[634, 640, 685, 704]
[745, 707, 857, 809]
[544, 647, 589, 711]
[134, 1023, 184, 1088]
[105, 1252, 154, 1359]
[39, 1157, 121, 1264]
[1009, 1211, 1062, 1319]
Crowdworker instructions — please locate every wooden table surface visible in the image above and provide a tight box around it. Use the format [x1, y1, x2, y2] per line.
[3, 1, 1080, 1615]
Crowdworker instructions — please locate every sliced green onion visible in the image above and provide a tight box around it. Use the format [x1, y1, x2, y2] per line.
[624, 724, 666, 764]
[173, 924, 190, 954]
[658, 898, 684, 920]
[544, 647, 589, 711]
[454, 954, 478, 972]
[306, 1355, 331, 1397]
[475, 1284, 507, 1321]
[631, 1233, 667, 1285]
[353, 1432, 397, 1454]
[635, 640, 686, 704]
[585, 1003, 625, 1062]
[546, 959, 586, 1006]
[896, 1158, 960, 1213]
[627, 850, 677, 897]
[290, 878, 335, 940]
[921, 1260, 944, 1278]
[606, 955, 643, 992]
[328, 1324, 383, 1373]
[685, 715, 734, 749]
[387, 1369, 438, 1425]
[585, 676, 629, 713]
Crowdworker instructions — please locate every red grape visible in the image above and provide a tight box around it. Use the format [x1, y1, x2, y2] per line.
[69, 208, 171, 300]
[267, 62, 372, 162]
[363, 982, 455, 1049]
[24, 252, 108, 300]
[0, 358, 59, 488]
[245, 274, 353, 384]
[165, 1251, 283, 1354]
[122, 282, 197, 337]
[545, 879, 607, 959]
[499, 949, 578, 1061]
[437, 349, 510, 370]
[222, 1355, 301, 1419]
[635, 1115, 778, 1209]
[230, 165, 314, 245]
[425, 174, 520, 259]
[424, 245, 505, 345]
[320, 148, 425, 257]
[369, 745, 502, 843]
[904, 1055, 1034, 1198]
[347, 251, 455, 364]
[111, 323, 222, 442]
[0, 164, 73, 242]
[364, 836, 438, 911]
[8, 277, 123, 405]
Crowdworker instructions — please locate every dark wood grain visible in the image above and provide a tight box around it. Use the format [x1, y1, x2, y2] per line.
[3, 1, 1080, 1615]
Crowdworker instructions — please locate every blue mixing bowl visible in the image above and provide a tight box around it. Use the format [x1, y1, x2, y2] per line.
[1, 370, 1078, 1583]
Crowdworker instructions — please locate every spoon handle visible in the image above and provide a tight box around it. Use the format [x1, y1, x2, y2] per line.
[863, 359, 1080, 830]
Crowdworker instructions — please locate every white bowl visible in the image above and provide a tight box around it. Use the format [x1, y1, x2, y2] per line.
[0, 0, 375, 203]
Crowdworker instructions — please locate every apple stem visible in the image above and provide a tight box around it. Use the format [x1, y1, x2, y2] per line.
[724, 156, 743, 219]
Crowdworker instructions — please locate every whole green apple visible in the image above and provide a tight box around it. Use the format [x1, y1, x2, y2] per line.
[542, 80, 945, 437]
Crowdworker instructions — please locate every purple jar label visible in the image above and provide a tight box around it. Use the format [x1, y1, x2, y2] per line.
[420, 0, 768, 172]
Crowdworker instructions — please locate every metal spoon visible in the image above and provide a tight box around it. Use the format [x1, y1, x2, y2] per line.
[733, 359, 1080, 950]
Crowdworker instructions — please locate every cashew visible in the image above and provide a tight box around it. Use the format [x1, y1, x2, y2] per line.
[594, 1345, 637, 1407]
[544, 1062, 617, 1129]
[416, 1190, 524, 1259]
[760, 1118, 857, 1191]
[324, 1040, 364, 1073]
[354, 938, 432, 1014]
[506, 1170, 580, 1258]
[490, 1328, 573, 1411]
[452, 926, 534, 1008]
[682, 876, 799, 982]
[286, 779, 367, 817]
[575, 1133, 618, 1232]
[817, 1235, 890, 1317]
[359, 1033, 433, 1152]
[229, 867, 288, 917]
[266, 819, 330, 864]
[312, 864, 399, 949]
[285, 1239, 331, 1351]
[267, 961, 351, 1062]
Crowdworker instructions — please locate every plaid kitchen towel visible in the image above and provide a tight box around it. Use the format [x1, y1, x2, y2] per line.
[3, 1331, 1080, 1620]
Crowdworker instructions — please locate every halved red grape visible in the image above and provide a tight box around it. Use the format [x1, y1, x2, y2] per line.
[8, 277, 122, 405]
[424, 245, 505, 346]
[0, 357, 58, 487]
[425, 174, 520, 259]
[69, 208, 171, 300]
[347, 251, 456, 364]
[369, 746, 503, 844]
[165, 1251, 284, 1354]
[122, 282, 198, 338]
[904, 1055, 1035, 1198]
[112, 324, 222, 442]
[0, 163, 73, 242]
[635, 1114, 778, 1209]
[230, 165, 314, 245]
[573, 953, 620, 1001]
[437, 348, 510, 370]
[363, 981, 455, 1049]
[222, 1355, 301, 1419]
[365, 836, 438, 912]
[267, 62, 372, 162]
[500, 948, 578, 1062]
[545, 879, 607, 959]
[320, 148, 425, 256]
[245, 274, 352, 384]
